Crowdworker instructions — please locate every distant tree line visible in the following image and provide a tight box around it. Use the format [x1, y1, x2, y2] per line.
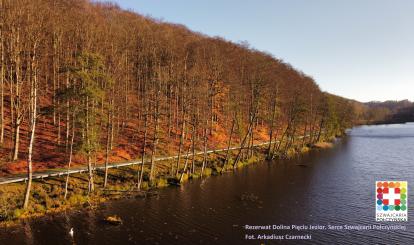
[352, 100, 414, 124]
[0, 0, 357, 208]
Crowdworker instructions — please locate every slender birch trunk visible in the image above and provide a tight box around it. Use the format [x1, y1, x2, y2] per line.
[64, 113, 75, 200]
[23, 52, 38, 209]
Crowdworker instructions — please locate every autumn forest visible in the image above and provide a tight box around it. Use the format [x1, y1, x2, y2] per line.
[0, 0, 357, 216]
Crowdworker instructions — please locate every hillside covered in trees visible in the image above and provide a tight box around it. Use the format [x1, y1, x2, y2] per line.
[349, 99, 414, 124]
[1, 0, 358, 209]
[362, 100, 414, 124]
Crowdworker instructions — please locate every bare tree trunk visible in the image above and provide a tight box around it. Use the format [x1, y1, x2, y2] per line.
[149, 90, 160, 182]
[190, 121, 196, 174]
[12, 47, 21, 161]
[86, 96, 94, 194]
[248, 126, 254, 158]
[316, 119, 324, 142]
[23, 112, 35, 208]
[12, 120, 20, 160]
[307, 93, 314, 145]
[65, 73, 70, 150]
[57, 101, 61, 145]
[110, 106, 114, 150]
[233, 112, 256, 168]
[302, 122, 308, 147]
[272, 124, 289, 159]
[283, 125, 297, 155]
[221, 117, 235, 173]
[64, 113, 75, 200]
[0, 22, 4, 144]
[52, 32, 57, 126]
[23, 55, 38, 209]
[87, 154, 94, 193]
[200, 127, 208, 178]
[267, 99, 277, 158]
[174, 110, 186, 175]
[103, 101, 112, 188]
[137, 111, 148, 189]
[309, 113, 317, 144]
[167, 85, 172, 137]
[179, 125, 194, 183]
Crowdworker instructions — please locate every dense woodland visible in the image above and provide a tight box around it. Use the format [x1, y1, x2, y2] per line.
[360, 100, 414, 124]
[0, 0, 357, 209]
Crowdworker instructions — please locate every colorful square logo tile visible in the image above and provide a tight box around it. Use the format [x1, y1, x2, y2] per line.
[376, 181, 407, 221]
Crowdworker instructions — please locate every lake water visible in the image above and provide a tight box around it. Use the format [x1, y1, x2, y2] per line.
[1, 123, 413, 244]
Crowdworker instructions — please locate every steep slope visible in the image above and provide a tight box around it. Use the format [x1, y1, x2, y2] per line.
[0, 0, 356, 176]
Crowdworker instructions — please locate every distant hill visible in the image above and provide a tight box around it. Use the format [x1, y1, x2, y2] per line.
[355, 100, 414, 124]
[374, 104, 414, 124]
[365, 99, 412, 112]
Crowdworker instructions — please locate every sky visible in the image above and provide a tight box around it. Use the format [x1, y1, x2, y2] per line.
[101, 0, 414, 102]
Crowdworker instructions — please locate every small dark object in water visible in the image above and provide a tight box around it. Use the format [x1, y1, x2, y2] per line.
[296, 164, 308, 167]
[167, 178, 181, 186]
[104, 215, 123, 225]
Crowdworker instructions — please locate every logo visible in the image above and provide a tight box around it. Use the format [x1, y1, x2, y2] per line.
[376, 181, 407, 221]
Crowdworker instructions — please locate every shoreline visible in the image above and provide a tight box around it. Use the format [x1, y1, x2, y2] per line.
[0, 138, 336, 228]
[0, 142, 272, 185]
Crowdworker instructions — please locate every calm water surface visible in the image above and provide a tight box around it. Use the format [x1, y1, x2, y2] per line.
[1, 123, 413, 244]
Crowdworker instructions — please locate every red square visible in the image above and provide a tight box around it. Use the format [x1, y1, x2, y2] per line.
[383, 188, 389, 194]
[394, 199, 401, 205]
[395, 188, 400, 194]
[383, 199, 389, 205]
